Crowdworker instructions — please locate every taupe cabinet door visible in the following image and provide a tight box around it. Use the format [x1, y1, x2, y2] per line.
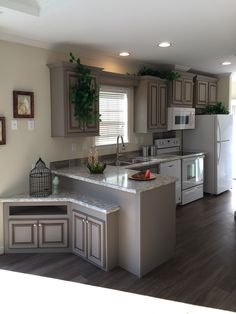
[9, 220, 38, 249]
[171, 77, 193, 107]
[87, 216, 104, 267]
[194, 76, 217, 108]
[72, 211, 87, 258]
[72, 211, 105, 268]
[38, 219, 68, 248]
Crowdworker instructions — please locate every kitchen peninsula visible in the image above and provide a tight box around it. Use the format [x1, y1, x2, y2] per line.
[53, 165, 176, 277]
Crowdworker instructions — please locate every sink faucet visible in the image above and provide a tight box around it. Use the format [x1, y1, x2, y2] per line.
[116, 135, 125, 165]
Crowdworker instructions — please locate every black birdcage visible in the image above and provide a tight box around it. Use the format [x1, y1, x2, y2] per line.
[29, 158, 52, 197]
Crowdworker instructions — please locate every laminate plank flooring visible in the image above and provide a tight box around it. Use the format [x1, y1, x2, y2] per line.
[1, 189, 236, 312]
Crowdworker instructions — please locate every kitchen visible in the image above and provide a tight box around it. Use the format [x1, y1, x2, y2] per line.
[0, 0, 236, 313]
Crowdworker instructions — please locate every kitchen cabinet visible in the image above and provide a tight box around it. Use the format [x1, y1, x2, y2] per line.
[48, 62, 102, 137]
[135, 76, 168, 133]
[4, 203, 70, 252]
[194, 75, 217, 108]
[9, 219, 68, 249]
[168, 72, 195, 107]
[73, 211, 104, 267]
[72, 203, 118, 270]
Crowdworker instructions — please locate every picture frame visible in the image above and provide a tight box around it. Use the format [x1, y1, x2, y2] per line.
[0, 117, 6, 145]
[13, 91, 34, 118]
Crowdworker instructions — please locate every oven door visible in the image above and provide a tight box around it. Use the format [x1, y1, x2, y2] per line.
[182, 156, 204, 189]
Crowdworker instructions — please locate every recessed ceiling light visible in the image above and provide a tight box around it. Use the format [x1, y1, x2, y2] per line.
[158, 41, 172, 48]
[119, 52, 130, 57]
[222, 61, 231, 66]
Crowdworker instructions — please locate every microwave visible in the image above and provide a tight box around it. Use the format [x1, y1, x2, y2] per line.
[167, 107, 195, 130]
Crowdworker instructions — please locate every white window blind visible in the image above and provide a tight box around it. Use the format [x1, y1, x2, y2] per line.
[95, 87, 129, 146]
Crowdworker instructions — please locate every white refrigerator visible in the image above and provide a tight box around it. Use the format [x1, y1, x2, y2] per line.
[183, 114, 233, 195]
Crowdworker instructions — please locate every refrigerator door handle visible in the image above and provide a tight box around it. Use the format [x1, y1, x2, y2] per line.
[217, 119, 222, 142]
[218, 142, 221, 165]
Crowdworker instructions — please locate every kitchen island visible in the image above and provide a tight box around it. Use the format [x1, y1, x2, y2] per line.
[53, 165, 176, 277]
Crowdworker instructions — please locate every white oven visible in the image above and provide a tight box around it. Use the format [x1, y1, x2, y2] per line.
[167, 107, 195, 130]
[181, 156, 204, 205]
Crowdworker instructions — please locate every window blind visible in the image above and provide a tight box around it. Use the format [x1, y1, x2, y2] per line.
[95, 88, 128, 146]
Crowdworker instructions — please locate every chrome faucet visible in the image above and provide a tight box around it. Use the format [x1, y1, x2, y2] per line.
[116, 135, 125, 165]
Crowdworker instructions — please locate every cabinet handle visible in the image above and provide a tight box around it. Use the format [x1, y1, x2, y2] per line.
[82, 219, 85, 222]
[33, 224, 37, 227]
[86, 220, 89, 224]
[38, 224, 42, 227]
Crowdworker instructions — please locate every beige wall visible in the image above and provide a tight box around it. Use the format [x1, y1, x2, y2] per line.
[0, 40, 152, 197]
[217, 74, 232, 109]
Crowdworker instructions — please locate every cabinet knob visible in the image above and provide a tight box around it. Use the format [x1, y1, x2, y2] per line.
[82, 219, 85, 222]
[86, 220, 89, 224]
[33, 224, 37, 227]
[38, 224, 42, 227]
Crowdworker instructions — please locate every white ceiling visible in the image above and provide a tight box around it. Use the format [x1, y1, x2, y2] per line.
[0, 0, 236, 74]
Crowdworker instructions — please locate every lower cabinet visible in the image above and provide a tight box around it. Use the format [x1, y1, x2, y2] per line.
[9, 219, 68, 249]
[72, 211, 105, 268]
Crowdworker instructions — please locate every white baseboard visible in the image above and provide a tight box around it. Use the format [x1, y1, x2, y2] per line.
[0, 247, 4, 255]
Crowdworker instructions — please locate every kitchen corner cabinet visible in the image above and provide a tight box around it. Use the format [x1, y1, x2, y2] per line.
[194, 75, 217, 108]
[48, 62, 102, 137]
[135, 76, 167, 133]
[168, 72, 195, 107]
[72, 204, 118, 270]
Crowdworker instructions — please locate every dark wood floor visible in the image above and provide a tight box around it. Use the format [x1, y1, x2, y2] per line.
[1, 189, 236, 312]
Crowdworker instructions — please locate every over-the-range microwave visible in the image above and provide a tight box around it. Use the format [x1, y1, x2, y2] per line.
[167, 107, 195, 130]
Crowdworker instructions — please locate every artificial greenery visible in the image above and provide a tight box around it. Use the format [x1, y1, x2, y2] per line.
[203, 102, 229, 114]
[137, 67, 180, 81]
[69, 52, 101, 127]
[87, 162, 106, 174]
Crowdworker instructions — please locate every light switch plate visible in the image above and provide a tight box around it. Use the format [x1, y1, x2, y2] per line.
[28, 120, 35, 130]
[11, 120, 18, 130]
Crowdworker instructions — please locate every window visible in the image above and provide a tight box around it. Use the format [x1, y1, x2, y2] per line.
[95, 86, 130, 146]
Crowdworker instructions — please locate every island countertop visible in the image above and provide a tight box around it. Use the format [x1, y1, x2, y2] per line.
[52, 165, 176, 194]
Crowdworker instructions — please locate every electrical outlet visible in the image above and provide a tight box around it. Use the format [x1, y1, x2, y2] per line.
[11, 120, 18, 130]
[28, 120, 35, 130]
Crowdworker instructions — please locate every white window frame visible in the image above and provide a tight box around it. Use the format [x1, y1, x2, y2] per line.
[95, 85, 133, 148]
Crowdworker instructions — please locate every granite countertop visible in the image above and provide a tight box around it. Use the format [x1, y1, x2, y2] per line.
[52, 165, 176, 194]
[0, 191, 120, 214]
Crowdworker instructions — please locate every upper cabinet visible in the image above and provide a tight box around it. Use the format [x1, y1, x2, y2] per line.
[48, 62, 102, 137]
[135, 76, 167, 133]
[168, 72, 195, 107]
[194, 75, 218, 108]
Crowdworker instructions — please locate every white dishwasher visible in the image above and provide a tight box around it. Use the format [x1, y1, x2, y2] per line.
[159, 160, 181, 204]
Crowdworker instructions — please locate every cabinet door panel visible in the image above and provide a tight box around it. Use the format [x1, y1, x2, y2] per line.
[159, 84, 167, 128]
[66, 71, 84, 134]
[148, 83, 159, 129]
[197, 81, 208, 106]
[72, 211, 87, 258]
[183, 79, 193, 106]
[87, 217, 104, 267]
[9, 220, 38, 249]
[38, 219, 68, 248]
[173, 79, 183, 105]
[209, 82, 217, 104]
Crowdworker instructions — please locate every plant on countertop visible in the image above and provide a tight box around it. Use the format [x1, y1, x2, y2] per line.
[137, 66, 180, 81]
[87, 147, 106, 174]
[69, 52, 101, 127]
[203, 102, 229, 114]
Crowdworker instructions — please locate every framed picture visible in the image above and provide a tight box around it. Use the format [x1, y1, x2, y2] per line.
[0, 117, 6, 145]
[13, 91, 34, 118]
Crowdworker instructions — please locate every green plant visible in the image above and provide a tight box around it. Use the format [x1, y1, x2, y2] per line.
[69, 52, 101, 127]
[87, 162, 106, 174]
[137, 67, 180, 81]
[203, 102, 229, 114]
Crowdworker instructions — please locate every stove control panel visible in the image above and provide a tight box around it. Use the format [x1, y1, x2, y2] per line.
[154, 138, 180, 149]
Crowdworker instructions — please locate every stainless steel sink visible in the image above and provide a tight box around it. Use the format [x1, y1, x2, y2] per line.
[108, 160, 132, 166]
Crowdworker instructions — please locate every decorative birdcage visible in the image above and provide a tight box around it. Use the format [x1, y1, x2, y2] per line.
[29, 158, 52, 197]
